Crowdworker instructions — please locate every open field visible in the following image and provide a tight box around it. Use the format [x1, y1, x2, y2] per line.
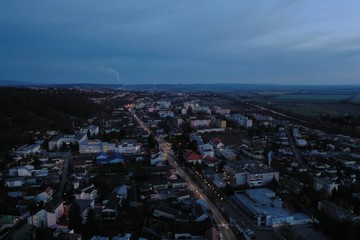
[273, 94, 353, 103]
[351, 93, 360, 104]
[273, 103, 345, 118]
[246, 91, 360, 118]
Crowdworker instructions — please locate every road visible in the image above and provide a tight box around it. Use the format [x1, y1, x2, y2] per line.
[285, 126, 306, 168]
[130, 110, 236, 240]
[57, 155, 70, 197]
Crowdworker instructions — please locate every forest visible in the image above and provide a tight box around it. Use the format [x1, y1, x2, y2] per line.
[0, 87, 105, 159]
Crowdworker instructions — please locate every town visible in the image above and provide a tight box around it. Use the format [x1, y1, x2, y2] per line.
[1, 87, 360, 240]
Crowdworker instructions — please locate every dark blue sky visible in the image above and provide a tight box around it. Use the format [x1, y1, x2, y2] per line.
[1, 0, 360, 85]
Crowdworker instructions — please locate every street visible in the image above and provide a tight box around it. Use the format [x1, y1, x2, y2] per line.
[130, 110, 237, 240]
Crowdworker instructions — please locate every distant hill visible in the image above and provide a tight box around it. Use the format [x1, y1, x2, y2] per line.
[1, 80, 360, 92]
[0, 79, 35, 86]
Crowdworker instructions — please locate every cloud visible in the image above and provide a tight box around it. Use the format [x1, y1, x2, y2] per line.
[1, 0, 360, 84]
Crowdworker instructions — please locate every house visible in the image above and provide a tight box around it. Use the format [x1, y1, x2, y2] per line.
[189, 134, 204, 145]
[150, 151, 166, 166]
[159, 110, 175, 118]
[213, 106, 231, 116]
[79, 139, 103, 153]
[74, 199, 94, 224]
[96, 151, 124, 165]
[152, 180, 169, 191]
[209, 138, 224, 150]
[185, 152, 202, 165]
[313, 177, 339, 195]
[104, 126, 121, 134]
[226, 114, 252, 128]
[13, 143, 41, 155]
[169, 179, 188, 189]
[118, 141, 141, 154]
[215, 119, 227, 128]
[28, 209, 48, 229]
[190, 119, 211, 129]
[199, 144, 214, 158]
[205, 227, 220, 240]
[102, 193, 121, 220]
[48, 135, 77, 151]
[224, 162, 279, 187]
[74, 184, 98, 200]
[218, 148, 237, 161]
[203, 156, 219, 168]
[9, 165, 33, 177]
[176, 191, 191, 202]
[4, 178, 25, 188]
[84, 125, 99, 136]
[112, 185, 129, 200]
[193, 204, 209, 222]
[79, 140, 117, 154]
[44, 198, 64, 227]
[34, 187, 54, 204]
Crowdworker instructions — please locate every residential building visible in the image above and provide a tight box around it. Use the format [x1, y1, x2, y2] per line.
[151, 151, 166, 166]
[74, 184, 98, 200]
[118, 141, 141, 154]
[80, 125, 99, 137]
[4, 178, 24, 188]
[313, 177, 339, 195]
[213, 106, 231, 116]
[13, 143, 41, 155]
[96, 152, 124, 165]
[190, 119, 211, 129]
[28, 209, 47, 229]
[79, 140, 117, 154]
[185, 152, 202, 165]
[209, 138, 224, 150]
[44, 198, 64, 227]
[48, 135, 78, 151]
[199, 143, 214, 158]
[224, 162, 279, 187]
[102, 194, 121, 220]
[226, 114, 253, 128]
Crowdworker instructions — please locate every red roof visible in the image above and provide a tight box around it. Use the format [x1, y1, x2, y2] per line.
[187, 152, 202, 161]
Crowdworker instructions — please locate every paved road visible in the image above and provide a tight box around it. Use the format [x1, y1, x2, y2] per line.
[285, 126, 306, 168]
[130, 110, 236, 240]
[57, 155, 70, 197]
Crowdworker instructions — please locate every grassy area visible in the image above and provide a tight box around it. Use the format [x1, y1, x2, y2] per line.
[351, 92, 360, 104]
[273, 94, 352, 103]
[274, 103, 344, 118]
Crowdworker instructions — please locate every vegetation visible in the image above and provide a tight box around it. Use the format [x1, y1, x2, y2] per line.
[0, 87, 104, 159]
[273, 94, 353, 103]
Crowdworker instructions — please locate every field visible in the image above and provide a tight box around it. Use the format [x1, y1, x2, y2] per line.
[273, 103, 344, 118]
[351, 93, 360, 104]
[273, 94, 352, 103]
[250, 92, 360, 118]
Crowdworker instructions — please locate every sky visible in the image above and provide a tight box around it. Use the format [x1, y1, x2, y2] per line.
[1, 0, 360, 85]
